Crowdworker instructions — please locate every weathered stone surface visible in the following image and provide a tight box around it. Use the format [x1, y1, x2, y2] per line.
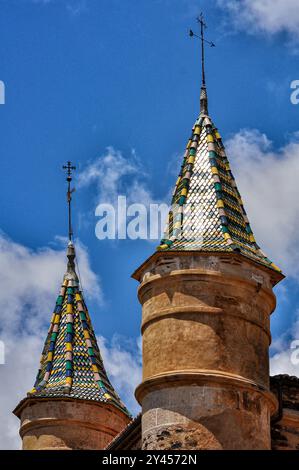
[141, 385, 271, 450]
[271, 375, 299, 450]
[271, 419, 299, 450]
[17, 399, 130, 450]
[143, 423, 222, 450]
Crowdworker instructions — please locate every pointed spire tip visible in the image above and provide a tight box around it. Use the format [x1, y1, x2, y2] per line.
[65, 240, 78, 283]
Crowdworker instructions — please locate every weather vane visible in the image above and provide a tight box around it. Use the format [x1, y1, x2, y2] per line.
[189, 13, 215, 88]
[62, 161, 76, 242]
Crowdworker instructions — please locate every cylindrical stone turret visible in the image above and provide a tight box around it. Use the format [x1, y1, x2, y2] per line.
[14, 398, 130, 450]
[133, 251, 283, 450]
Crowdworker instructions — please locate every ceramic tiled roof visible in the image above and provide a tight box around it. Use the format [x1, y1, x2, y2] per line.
[157, 86, 281, 273]
[28, 242, 130, 416]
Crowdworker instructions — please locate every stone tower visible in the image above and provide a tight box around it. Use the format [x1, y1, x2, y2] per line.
[133, 24, 284, 449]
[13, 242, 130, 449]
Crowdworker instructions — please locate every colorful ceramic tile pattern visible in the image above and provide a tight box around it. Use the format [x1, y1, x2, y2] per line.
[28, 243, 130, 416]
[157, 114, 281, 273]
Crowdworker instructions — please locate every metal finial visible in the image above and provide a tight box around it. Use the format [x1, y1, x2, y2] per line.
[189, 13, 215, 115]
[62, 161, 76, 242]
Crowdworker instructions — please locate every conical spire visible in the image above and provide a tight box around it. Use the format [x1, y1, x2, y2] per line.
[158, 20, 281, 274]
[25, 163, 130, 415]
[27, 241, 129, 414]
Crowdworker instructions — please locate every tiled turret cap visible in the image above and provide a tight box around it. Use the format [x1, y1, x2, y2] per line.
[157, 113, 282, 274]
[157, 44, 282, 274]
[28, 241, 130, 416]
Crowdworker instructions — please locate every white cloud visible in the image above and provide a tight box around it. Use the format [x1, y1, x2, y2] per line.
[0, 234, 65, 336]
[0, 232, 140, 449]
[270, 304, 299, 377]
[225, 129, 299, 378]
[224, 129, 299, 279]
[0, 335, 44, 450]
[78, 147, 144, 204]
[0, 233, 102, 336]
[217, 0, 299, 44]
[78, 147, 168, 241]
[270, 347, 299, 376]
[270, 309, 299, 376]
[98, 335, 142, 415]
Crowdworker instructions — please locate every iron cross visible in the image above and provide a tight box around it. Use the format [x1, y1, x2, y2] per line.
[189, 13, 215, 87]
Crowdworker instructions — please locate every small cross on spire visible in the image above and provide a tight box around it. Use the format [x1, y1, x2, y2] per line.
[189, 13, 215, 115]
[62, 161, 76, 242]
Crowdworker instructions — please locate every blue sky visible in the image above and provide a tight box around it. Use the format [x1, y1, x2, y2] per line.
[0, 0, 299, 448]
